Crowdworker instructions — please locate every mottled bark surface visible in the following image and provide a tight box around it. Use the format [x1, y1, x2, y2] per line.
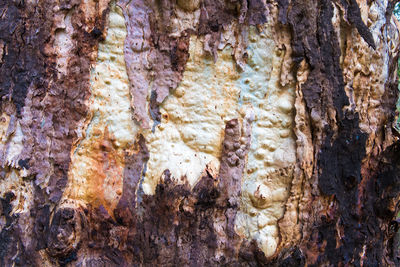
[0, 0, 399, 266]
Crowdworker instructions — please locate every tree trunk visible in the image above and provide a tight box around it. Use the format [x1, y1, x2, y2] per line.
[1, 0, 399, 266]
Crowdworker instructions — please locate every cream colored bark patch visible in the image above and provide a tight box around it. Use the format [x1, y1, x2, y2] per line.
[54, 11, 74, 76]
[63, 3, 138, 214]
[0, 111, 26, 172]
[0, 112, 11, 164]
[60, 3, 296, 258]
[235, 25, 296, 257]
[5, 122, 24, 168]
[143, 36, 240, 194]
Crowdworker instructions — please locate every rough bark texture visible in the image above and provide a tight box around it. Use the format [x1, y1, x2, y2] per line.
[0, 0, 400, 266]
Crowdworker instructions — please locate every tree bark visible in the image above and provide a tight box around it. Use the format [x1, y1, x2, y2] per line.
[0, 0, 399, 266]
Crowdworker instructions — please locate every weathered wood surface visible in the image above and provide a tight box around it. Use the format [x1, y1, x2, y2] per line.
[0, 0, 399, 266]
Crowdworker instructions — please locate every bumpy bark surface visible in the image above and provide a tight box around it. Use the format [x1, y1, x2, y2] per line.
[0, 0, 399, 266]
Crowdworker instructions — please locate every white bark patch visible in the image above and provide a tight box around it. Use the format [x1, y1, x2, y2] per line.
[0, 112, 11, 164]
[54, 11, 74, 76]
[4, 121, 24, 168]
[234, 25, 296, 258]
[63, 3, 138, 214]
[60, 3, 297, 258]
[143, 36, 240, 194]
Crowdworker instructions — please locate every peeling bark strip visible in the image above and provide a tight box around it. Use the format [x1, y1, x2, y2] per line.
[120, 0, 267, 128]
[0, 0, 400, 266]
[337, 0, 376, 49]
[119, 0, 190, 128]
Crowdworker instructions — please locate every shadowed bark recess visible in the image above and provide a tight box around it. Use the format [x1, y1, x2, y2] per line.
[0, 0, 400, 266]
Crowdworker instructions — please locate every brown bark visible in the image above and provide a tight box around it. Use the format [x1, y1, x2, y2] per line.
[0, 0, 399, 266]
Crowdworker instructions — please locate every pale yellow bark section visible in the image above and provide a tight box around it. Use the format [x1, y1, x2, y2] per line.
[63, 4, 137, 214]
[235, 24, 296, 257]
[61, 3, 297, 257]
[143, 36, 240, 194]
